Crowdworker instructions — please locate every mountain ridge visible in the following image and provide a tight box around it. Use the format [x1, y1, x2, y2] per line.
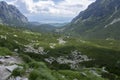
[0, 1, 28, 26]
[64, 0, 120, 39]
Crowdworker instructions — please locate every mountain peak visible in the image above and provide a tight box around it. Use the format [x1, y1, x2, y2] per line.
[0, 1, 28, 26]
[0, 1, 7, 5]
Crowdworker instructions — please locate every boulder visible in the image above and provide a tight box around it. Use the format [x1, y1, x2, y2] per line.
[6, 65, 18, 72]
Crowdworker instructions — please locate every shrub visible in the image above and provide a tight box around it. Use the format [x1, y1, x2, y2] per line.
[0, 47, 13, 56]
[29, 70, 41, 80]
[28, 61, 47, 69]
[20, 54, 33, 63]
[29, 69, 56, 80]
[11, 68, 25, 77]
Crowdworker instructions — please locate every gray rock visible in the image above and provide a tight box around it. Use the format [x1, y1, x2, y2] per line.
[0, 1, 28, 26]
[6, 65, 18, 72]
[5, 55, 11, 59]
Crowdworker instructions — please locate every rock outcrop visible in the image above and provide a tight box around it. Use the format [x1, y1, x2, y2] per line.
[0, 1, 28, 26]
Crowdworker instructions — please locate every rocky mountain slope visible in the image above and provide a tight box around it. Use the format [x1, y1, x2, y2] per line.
[0, 1, 28, 26]
[65, 0, 120, 39]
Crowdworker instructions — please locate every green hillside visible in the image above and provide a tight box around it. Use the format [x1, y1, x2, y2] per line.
[64, 0, 120, 39]
[0, 25, 120, 80]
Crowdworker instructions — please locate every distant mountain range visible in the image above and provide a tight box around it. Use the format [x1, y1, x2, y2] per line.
[64, 0, 120, 39]
[27, 22, 57, 33]
[48, 23, 68, 27]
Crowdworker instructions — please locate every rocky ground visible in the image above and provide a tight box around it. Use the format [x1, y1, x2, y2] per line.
[0, 55, 28, 80]
[45, 50, 92, 69]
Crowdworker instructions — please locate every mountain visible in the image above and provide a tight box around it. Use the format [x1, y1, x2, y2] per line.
[65, 0, 120, 39]
[49, 23, 68, 27]
[0, 1, 59, 33]
[0, 0, 120, 80]
[29, 22, 42, 26]
[0, 1, 28, 26]
[28, 23, 57, 33]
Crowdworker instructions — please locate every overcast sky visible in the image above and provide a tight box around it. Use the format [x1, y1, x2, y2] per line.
[2, 0, 95, 23]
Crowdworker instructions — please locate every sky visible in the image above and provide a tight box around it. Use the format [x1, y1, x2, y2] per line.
[2, 0, 95, 23]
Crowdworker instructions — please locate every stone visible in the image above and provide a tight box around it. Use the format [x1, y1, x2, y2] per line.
[4, 56, 11, 59]
[6, 65, 18, 72]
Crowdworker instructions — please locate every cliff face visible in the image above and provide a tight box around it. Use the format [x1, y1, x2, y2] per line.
[0, 1, 28, 26]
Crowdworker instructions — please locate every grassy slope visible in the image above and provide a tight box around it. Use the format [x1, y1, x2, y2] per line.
[0, 25, 120, 80]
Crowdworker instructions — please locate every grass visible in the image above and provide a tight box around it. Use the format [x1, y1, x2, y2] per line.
[11, 67, 26, 77]
[0, 47, 13, 56]
[20, 54, 107, 80]
[0, 24, 120, 80]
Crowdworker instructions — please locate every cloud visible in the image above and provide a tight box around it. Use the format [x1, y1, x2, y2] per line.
[4, 0, 95, 22]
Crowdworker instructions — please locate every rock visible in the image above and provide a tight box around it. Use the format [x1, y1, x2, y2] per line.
[0, 56, 2, 59]
[5, 55, 11, 59]
[49, 43, 56, 49]
[23, 78, 28, 80]
[15, 76, 21, 80]
[61, 75, 65, 78]
[102, 67, 108, 73]
[0, 1, 28, 26]
[13, 35, 18, 37]
[0, 65, 11, 80]
[81, 72, 87, 76]
[73, 78, 78, 80]
[57, 38, 66, 45]
[90, 70, 101, 77]
[0, 35, 7, 40]
[15, 77, 28, 80]
[9, 76, 28, 80]
[0, 59, 5, 64]
[45, 50, 92, 69]
[6, 65, 18, 72]
[0, 56, 4, 59]
[14, 49, 18, 52]
[0, 56, 23, 80]
[24, 44, 47, 55]
[44, 57, 55, 64]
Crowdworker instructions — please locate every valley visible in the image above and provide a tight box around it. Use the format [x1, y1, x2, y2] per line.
[0, 0, 120, 80]
[0, 25, 120, 80]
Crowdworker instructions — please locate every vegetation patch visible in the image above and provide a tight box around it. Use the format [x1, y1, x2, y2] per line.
[0, 47, 13, 56]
